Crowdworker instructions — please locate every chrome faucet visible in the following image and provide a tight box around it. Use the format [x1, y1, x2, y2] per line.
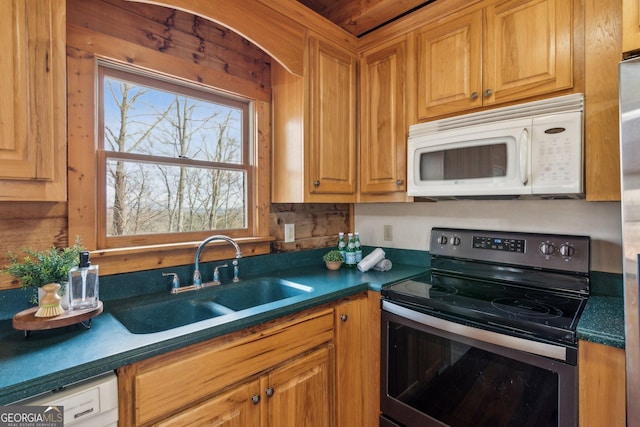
[193, 235, 242, 287]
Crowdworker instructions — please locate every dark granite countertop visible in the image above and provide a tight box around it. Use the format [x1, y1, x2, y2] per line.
[0, 245, 625, 405]
[0, 261, 427, 404]
[577, 295, 625, 349]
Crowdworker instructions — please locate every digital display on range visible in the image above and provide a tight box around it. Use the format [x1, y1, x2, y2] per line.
[473, 236, 525, 253]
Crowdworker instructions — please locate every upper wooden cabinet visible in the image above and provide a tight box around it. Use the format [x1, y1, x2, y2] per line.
[0, 0, 66, 201]
[623, 0, 640, 55]
[359, 39, 410, 200]
[272, 34, 357, 203]
[414, 0, 573, 120]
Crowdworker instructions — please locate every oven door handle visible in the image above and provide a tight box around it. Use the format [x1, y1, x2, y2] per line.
[383, 301, 568, 362]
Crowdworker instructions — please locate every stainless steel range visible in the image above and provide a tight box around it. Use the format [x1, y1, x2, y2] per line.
[380, 227, 590, 427]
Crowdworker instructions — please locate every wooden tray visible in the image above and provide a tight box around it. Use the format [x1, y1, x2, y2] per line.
[13, 301, 103, 334]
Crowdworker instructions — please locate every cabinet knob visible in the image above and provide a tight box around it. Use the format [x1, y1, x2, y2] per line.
[470, 91, 479, 100]
[265, 387, 275, 398]
[314, 180, 320, 187]
[484, 89, 493, 98]
[340, 314, 348, 322]
[395, 179, 403, 186]
[252, 394, 260, 405]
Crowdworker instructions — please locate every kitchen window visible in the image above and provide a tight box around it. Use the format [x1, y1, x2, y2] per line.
[97, 65, 253, 248]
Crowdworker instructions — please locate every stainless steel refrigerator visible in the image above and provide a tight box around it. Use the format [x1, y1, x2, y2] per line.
[620, 56, 640, 426]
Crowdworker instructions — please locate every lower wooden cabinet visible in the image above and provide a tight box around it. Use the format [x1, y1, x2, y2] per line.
[578, 340, 626, 427]
[265, 347, 332, 426]
[335, 297, 366, 426]
[117, 294, 374, 426]
[155, 380, 260, 426]
[155, 348, 331, 427]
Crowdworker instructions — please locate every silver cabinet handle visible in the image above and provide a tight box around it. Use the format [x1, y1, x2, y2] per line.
[470, 91, 479, 100]
[484, 89, 493, 98]
[251, 395, 260, 405]
[340, 314, 348, 322]
[313, 180, 320, 187]
[265, 387, 274, 398]
[395, 179, 403, 186]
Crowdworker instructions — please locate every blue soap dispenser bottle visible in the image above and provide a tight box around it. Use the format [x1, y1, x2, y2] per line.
[68, 251, 99, 310]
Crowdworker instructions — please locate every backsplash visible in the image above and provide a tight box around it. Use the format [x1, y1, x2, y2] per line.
[0, 247, 620, 320]
[0, 247, 426, 319]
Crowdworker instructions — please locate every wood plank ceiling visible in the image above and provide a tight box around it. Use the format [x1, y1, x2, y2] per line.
[297, 0, 435, 37]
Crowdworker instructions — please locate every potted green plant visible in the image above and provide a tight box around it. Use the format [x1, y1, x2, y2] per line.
[2, 240, 84, 306]
[322, 250, 344, 271]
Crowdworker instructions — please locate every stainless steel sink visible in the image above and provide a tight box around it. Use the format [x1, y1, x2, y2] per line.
[111, 277, 313, 334]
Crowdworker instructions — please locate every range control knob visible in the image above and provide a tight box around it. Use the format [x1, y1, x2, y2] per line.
[451, 236, 461, 246]
[539, 242, 555, 255]
[559, 244, 575, 257]
[437, 235, 448, 245]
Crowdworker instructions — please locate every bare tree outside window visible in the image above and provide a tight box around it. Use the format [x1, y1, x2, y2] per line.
[100, 67, 250, 238]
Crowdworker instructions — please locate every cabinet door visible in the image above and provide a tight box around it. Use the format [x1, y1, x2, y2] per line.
[578, 341, 626, 427]
[308, 36, 357, 195]
[334, 297, 366, 426]
[623, 0, 640, 55]
[0, 0, 66, 201]
[484, 0, 573, 105]
[360, 40, 407, 195]
[415, 9, 483, 119]
[155, 380, 260, 427]
[264, 346, 332, 427]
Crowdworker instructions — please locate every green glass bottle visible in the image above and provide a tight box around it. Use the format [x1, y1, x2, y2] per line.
[345, 233, 356, 268]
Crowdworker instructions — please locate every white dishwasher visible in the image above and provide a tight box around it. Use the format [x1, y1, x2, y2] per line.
[13, 371, 118, 426]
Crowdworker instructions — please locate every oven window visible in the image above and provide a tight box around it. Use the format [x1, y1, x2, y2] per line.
[387, 321, 558, 427]
[419, 143, 507, 181]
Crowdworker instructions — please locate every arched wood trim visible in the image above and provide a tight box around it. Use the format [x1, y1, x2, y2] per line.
[126, 0, 306, 76]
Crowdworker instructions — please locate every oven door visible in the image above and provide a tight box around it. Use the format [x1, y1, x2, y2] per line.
[380, 301, 577, 427]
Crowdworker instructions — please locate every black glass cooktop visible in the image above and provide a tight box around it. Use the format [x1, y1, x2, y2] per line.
[382, 272, 588, 346]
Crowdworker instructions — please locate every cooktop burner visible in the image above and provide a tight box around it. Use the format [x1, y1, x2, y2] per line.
[490, 297, 563, 320]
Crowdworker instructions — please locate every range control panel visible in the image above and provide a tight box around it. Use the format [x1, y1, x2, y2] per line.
[430, 227, 590, 273]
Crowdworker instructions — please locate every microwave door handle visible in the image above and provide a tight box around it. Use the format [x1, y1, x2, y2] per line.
[518, 128, 529, 185]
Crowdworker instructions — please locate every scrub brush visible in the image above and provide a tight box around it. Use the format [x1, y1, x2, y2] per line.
[35, 283, 64, 318]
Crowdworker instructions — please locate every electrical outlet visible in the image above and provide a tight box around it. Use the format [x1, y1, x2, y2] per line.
[384, 224, 393, 241]
[284, 223, 295, 243]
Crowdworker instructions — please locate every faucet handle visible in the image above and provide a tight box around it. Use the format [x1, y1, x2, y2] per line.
[213, 263, 229, 284]
[232, 259, 240, 282]
[162, 272, 180, 291]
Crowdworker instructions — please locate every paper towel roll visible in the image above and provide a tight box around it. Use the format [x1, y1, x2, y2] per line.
[357, 248, 386, 272]
[373, 258, 392, 272]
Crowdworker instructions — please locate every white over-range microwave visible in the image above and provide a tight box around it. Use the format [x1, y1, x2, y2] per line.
[407, 93, 584, 199]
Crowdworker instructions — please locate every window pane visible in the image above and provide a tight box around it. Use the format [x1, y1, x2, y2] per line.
[103, 76, 244, 164]
[106, 159, 246, 236]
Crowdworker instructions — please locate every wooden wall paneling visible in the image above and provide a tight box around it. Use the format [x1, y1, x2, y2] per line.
[254, 100, 272, 239]
[126, 0, 307, 76]
[67, 47, 99, 251]
[69, 0, 271, 95]
[270, 204, 351, 252]
[0, 203, 68, 290]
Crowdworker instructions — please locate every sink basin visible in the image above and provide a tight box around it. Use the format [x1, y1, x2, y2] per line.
[111, 277, 313, 334]
[112, 298, 233, 334]
[209, 278, 313, 311]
